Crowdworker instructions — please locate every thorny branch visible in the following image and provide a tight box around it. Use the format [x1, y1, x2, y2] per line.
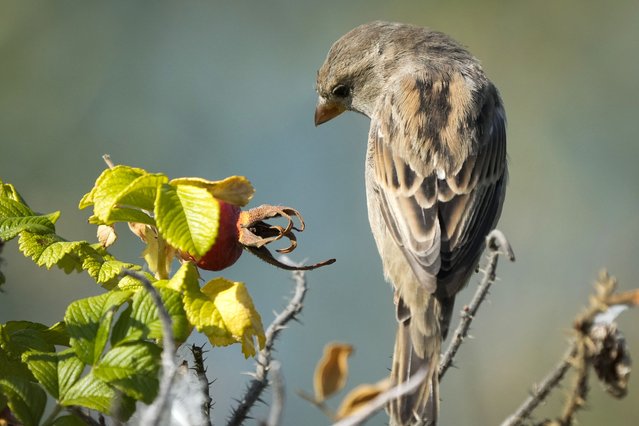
[439, 229, 515, 380]
[227, 268, 309, 426]
[262, 361, 285, 426]
[191, 344, 214, 426]
[501, 271, 636, 426]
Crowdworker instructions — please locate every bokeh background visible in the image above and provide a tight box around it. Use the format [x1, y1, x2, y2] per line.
[1, 1, 638, 425]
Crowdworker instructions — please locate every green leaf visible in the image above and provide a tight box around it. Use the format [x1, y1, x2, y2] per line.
[82, 253, 140, 289]
[109, 304, 133, 346]
[60, 371, 135, 420]
[57, 349, 85, 399]
[51, 415, 87, 426]
[165, 260, 200, 292]
[18, 232, 86, 273]
[0, 196, 60, 240]
[0, 321, 56, 360]
[0, 374, 46, 426]
[0, 194, 34, 217]
[41, 322, 70, 347]
[94, 342, 160, 403]
[0, 347, 46, 426]
[155, 183, 220, 257]
[133, 285, 190, 343]
[22, 350, 59, 398]
[82, 166, 164, 225]
[114, 271, 155, 291]
[65, 291, 133, 365]
[0, 180, 28, 204]
[116, 173, 168, 212]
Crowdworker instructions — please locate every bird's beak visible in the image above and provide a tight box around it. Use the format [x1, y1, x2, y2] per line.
[314, 97, 346, 126]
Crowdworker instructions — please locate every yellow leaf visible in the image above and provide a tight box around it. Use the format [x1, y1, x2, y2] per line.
[336, 378, 391, 419]
[313, 342, 354, 402]
[169, 175, 255, 207]
[183, 276, 265, 358]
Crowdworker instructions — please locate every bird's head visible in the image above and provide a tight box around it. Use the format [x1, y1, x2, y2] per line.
[315, 21, 397, 125]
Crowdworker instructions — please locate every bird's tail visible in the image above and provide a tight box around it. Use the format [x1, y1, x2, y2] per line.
[388, 297, 441, 426]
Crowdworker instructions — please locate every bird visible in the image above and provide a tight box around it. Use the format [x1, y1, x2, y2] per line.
[315, 21, 507, 425]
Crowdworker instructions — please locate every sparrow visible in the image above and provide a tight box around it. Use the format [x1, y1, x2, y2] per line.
[315, 21, 507, 425]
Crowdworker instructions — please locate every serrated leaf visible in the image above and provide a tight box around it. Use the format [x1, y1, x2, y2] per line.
[18, 232, 86, 272]
[104, 207, 155, 225]
[82, 255, 140, 287]
[41, 322, 70, 347]
[0, 375, 46, 426]
[0, 195, 34, 218]
[116, 173, 168, 212]
[57, 349, 85, 399]
[114, 271, 155, 291]
[65, 291, 133, 365]
[85, 165, 149, 224]
[93, 342, 160, 403]
[0, 346, 46, 426]
[165, 261, 199, 292]
[0, 195, 59, 240]
[0, 181, 28, 204]
[0, 321, 56, 360]
[60, 371, 135, 420]
[170, 175, 255, 207]
[155, 183, 220, 257]
[183, 276, 265, 358]
[22, 350, 59, 398]
[132, 285, 190, 343]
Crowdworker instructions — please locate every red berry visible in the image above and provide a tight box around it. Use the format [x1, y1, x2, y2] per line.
[195, 200, 243, 271]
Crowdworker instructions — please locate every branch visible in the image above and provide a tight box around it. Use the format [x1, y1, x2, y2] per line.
[120, 269, 178, 426]
[191, 344, 214, 426]
[501, 270, 636, 426]
[263, 361, 285, 426]
[500, 346, 575, 426]
[439, 229, 515, 380]
[227, 268, 308, 426]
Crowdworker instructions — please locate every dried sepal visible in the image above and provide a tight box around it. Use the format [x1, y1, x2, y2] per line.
[589, 323, 631, 398]
[97, 224, 117, 248]
[313, 342, 354, 402]
[238, 204, 335, 271]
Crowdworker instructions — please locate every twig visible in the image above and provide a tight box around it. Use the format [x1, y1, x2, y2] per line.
[502, 270, 636, 426]
[191, 344, 214, 425]
[120, 269, 178, 426]
[500, 346, 576, 426]
[264, 361, 285, 426]
[227, 269, 308, 426]
[560, 341, 589, 425]
[102, 154, 115, 169]
[330, 368, 428, 426]
[439, 229, 515, 380]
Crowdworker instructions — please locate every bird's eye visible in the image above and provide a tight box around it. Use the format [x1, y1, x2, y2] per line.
[331, 84, 350, 98]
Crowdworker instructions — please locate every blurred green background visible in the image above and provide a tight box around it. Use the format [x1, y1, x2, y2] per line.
[1, 1, 638, 425]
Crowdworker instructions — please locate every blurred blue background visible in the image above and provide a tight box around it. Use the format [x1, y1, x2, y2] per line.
[1, 1, 638, 425]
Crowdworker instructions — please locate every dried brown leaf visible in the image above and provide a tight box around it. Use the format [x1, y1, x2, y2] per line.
[336, 379, 391, 420]
[313, 342, 354, 402]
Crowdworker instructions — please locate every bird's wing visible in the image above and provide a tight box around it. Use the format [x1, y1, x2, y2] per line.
[369, 71, 507, 300]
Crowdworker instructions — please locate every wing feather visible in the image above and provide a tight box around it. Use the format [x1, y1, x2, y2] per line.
[369, 72, 506, 297]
